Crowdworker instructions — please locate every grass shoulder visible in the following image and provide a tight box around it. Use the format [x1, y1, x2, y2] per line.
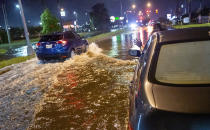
[87, 29, 125, 43]
[173, 23, 210, 29]
[0, 38, 39, 49]
[0, 55, 35, 69]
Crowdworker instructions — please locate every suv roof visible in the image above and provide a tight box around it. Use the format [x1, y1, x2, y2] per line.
[157, 27, 210, 43]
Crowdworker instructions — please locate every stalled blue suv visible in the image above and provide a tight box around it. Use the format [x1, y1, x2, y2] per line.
[35, 31, 88, 60]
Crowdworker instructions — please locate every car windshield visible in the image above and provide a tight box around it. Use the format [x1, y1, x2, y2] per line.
[155, 40, 210, 84]
[40, 34, 63, 42]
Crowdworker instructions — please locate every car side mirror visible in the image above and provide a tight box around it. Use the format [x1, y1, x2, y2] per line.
[129, 49, 141, 57]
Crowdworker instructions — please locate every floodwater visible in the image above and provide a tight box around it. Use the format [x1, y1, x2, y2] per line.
[0, 27, 151, 129]
[98, 28, 150, 60]
[28, 28, 151, 130]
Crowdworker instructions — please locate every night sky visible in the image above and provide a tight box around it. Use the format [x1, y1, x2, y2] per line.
[0, 0, 210, 27]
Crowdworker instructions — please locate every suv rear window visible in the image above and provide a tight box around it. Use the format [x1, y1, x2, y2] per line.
[64, 32, 76, 39]
[40, 34, 63, 42]
[155, 40, 210, 85]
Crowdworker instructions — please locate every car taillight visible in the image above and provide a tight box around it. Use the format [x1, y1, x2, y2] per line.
[56, 40, 67, 46]
[36, 42, 41, 46]
[128, 122, 133, 130]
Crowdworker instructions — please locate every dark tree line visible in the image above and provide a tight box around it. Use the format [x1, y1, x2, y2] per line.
[89, 3, 110, 31]
[0, 26, 42, 43]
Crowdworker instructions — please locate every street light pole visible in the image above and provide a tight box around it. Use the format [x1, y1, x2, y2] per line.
[120, 0, 123, 16]
[18, 0, 33, 55]
[57, 0, 63, 30]
[1, 1, 11, 45]
[73, 11, 78, 32]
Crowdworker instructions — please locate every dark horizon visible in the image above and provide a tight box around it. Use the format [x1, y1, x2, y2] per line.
[0, 0, 210, 28]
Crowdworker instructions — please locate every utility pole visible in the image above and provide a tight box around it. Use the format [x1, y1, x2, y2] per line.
[185, 0, 187, 14]
[41, 0, 46, 10]
[18, 0, 33, 55]
[120, 0, 123, 17]
[1, 0, 11, 45]
[199, 0, 202, 10]
[188, 0, 192, 23]
[57, 0, 63, 30]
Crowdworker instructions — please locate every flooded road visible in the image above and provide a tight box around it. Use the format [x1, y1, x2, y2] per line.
[0, 28, 151, 130]
[28, 28, 150, 130]
[29, 49, 135, 129]
[98, 28, 150, 60]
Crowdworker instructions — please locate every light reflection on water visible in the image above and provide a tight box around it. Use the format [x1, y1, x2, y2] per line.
[98, 28, 149, 60]
[108, 36, 118, 57]
[14, 46, 28, 57]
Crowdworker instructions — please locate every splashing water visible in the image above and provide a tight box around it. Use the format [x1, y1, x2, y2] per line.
[0, 43, 136, 130]
[30, 43, 136, 130]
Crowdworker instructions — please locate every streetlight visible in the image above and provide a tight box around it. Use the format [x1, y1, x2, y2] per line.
[155, 9, 158, 14]
[60, 8, 65, 17]
[132, 4, 136, 9]
[147, 2, 151, 8]
[60, 8, 65, 29]
[16, 4, 20, 9]
[73, 11, 78, 32]
[17, 0, 33, 55]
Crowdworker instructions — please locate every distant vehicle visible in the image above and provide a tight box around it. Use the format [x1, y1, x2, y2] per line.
[35, 31, 88, 60]
[183, 17, 190, 24]
[147, 20, 154, 26]
[128, 27, 210, 130]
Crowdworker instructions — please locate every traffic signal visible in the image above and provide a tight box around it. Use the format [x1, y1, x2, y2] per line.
[155, 9, 158, 14]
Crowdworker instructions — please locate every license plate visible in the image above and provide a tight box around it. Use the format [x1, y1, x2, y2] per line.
[46, 44, 52, 48]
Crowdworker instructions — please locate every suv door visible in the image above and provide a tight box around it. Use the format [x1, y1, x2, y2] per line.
[129, 34, 157, 118]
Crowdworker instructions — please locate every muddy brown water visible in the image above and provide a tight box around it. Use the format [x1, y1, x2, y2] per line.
[28, 29, 150, 130]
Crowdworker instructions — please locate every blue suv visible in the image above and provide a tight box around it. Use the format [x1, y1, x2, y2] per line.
[35, 31, 88, 60]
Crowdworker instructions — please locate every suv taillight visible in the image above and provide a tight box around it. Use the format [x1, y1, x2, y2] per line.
[56, 40, 67, 46]
[36, 42, 41, 46]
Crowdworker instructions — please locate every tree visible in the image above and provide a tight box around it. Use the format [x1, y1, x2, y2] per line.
[89, 3, 110, 31]
[41, 9, 61, 35]
[200, 7, 210, 16]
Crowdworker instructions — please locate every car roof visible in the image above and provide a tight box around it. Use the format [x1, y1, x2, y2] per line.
[157, 27, 210, 43]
